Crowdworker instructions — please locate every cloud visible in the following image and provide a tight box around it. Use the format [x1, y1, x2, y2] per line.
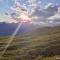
[4, 0, 60, 26]
[46, 7, 60, 25]
[9, 0, 29, 21]
[45, 4, 58, 12]
[28, 0, 36, 3]
[11, 0, 41, 16]
[47, 13, 60, 24]
[31, 3, 59, 19]
[0, 14, 17, 23]
[44, 3, 53, 9]
[48, 13, 60, 20]
[28, 3, 60, 26]
[43, 3, 58, 17]
[58, 6, 60, 13]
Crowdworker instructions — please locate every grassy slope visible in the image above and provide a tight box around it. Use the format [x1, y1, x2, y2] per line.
[0, 26, 60, 60]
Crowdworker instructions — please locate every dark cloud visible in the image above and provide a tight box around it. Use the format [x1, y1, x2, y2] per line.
[44, 5, 59, 17]
[31, 4, 59, 18]
[5, 13, 9, 15]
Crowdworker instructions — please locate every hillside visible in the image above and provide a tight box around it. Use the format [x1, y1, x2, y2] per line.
[0, 26, 60, 60]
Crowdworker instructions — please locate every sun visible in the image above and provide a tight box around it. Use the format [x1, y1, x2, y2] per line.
[20, 14, 29, 20]
[20, 13, 31, 22]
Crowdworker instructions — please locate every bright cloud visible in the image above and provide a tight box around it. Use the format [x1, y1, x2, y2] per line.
[0, 0, 60, 26]
[0, 14, 17, 23]
[48, 13, 60, 20]
[9, 0, 60, 26]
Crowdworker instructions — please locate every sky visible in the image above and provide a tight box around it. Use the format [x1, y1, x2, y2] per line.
[0, 0, 60, 25]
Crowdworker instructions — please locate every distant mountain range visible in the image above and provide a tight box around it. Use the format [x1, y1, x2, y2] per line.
[0, 22, 39, 36]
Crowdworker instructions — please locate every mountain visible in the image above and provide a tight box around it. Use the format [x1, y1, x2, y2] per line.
[0, 22, 38, 36]
[0, 26, 60, 60]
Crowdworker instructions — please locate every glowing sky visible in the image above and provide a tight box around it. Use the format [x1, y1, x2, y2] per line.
[0, 0, 60, 25]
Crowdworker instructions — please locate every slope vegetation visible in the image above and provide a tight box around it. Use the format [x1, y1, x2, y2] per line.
[0, 26, 60, 60]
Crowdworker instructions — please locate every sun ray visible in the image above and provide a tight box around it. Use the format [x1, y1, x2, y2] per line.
[0, 22, 23, 58]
